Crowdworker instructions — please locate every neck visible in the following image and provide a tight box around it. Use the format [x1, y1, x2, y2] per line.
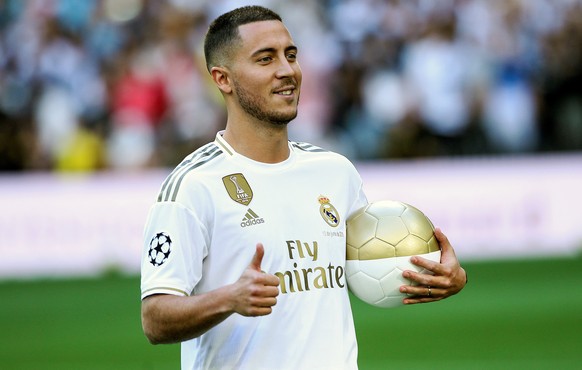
[222, 120, 290, 164]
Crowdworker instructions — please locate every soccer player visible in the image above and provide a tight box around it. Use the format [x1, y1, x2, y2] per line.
[140, 6, 467, 369]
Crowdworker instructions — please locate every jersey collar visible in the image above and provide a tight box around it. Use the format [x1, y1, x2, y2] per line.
[214, 130, 296, 169]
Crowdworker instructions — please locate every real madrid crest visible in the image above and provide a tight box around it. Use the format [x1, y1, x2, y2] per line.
[223, 173, 253, 205]
[318, 195, 340, 227]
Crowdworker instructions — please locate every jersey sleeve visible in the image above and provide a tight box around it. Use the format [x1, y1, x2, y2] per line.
[140, 201, 209, 300]
[345, 160, 369, 218]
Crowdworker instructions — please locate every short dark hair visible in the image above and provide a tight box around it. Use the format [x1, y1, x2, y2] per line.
[203, 5, 283, 72]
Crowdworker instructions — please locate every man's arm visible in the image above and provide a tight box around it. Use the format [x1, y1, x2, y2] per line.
[141, 243, 280, 344]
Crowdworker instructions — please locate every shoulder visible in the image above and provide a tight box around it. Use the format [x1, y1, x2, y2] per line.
[291, 140, 357, 169]
[156, 142, 224, 203]
[290, 141, 328, 153]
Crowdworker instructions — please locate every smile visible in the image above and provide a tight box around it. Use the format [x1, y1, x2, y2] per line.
[273, 85, 296, 96]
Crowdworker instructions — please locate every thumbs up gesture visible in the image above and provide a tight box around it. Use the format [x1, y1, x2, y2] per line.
[232, 243, 280, 317]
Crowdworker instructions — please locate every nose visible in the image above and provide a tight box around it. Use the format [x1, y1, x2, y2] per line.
[275, 57, 298, 79]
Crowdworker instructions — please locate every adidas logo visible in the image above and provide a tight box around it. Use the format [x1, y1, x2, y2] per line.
[240, 208, 265, 227]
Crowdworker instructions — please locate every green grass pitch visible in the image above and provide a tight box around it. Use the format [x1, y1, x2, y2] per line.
[1, 255, 581, 369]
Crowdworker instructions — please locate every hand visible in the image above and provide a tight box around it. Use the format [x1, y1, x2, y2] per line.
[231, 243, 280, 316]
[400, 228, 467, 304]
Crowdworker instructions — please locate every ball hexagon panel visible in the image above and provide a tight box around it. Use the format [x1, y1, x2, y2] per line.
[359, 237, 396, 260]
[400, 205, 435, 241]
[427, 235, 440, 253]
[346, 211, 378, 260]
[379, 267, 407, 296]
[347, 270, 385, 304]
[395, 234, 430, 256]
[375, 215, 409, 246]
[366, 200, 406, 217]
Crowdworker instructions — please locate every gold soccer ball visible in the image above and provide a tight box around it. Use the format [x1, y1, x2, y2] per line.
[346, 200, 441, 308]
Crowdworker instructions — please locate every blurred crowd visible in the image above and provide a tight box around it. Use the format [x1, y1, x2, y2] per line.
[1, 0, 581, 171]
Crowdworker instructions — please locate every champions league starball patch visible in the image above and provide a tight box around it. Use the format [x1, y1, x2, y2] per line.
[148, 232, 172, 266]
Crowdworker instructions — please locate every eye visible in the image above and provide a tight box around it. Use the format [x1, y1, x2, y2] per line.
[258, 56, 273, 64]
[286, 52, 297, 62]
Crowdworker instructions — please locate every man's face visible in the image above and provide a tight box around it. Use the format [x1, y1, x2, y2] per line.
[230, 20, 302, 125]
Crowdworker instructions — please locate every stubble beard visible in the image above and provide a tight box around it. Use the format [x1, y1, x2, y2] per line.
[233, 79, 299, 126]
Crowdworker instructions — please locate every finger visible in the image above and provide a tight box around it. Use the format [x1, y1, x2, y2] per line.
[403, 296, 441, 305]
[401, 286, 443, 305]
[256, 285, 280, 298]
[409, 256, 451, 279]
[248, 295, 278, 316]
[435, 228, 453, 255]
[402, 269, 437, 286]
[263, 274, 281, 287]
[249, 243, 265, 271]
[400, 284, 442, 297]
[254, 296, 278, 307]
[249, 306, 274, 316]
[409, 255, 439, 271]
[249, 244, 280, 288]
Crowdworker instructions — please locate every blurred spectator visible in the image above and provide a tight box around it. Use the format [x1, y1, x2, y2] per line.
[107, 44, 167, 169]
[400, 12, 475, 155]
[482, 63, 538, 153]
[1, 0, 582, 172]
[538, 1, 582, 151]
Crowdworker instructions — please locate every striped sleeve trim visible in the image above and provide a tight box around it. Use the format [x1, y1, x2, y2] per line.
[141, 287, 190, 300]
[157, 144, 223, 202]
[291, 141, 328, 153]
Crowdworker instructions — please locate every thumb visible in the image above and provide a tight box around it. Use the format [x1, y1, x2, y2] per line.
[249, 243, 265, 271]
[435, 228, 450, 252]
[435, 228, 456, 259]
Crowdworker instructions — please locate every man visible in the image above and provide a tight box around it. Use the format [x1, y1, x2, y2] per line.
[141, 6, 467, 370]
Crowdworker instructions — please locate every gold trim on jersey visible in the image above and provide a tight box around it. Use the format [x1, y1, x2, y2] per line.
[141, 287, 190, 297]
[215, 133, 234, 156]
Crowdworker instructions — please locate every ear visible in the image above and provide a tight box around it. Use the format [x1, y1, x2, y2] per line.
[210, 66, 233, 94]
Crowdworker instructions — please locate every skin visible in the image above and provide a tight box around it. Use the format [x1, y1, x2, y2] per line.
[401, 228, 467, 304]
[141, 20, 466, 344]
[211, 20, 302, 164]
[142, 243, 280, 344]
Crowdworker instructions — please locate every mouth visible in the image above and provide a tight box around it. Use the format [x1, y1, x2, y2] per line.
[273, 86, 296, 97]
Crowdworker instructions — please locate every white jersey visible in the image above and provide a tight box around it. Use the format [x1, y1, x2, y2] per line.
[141, 131, 368, 370]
